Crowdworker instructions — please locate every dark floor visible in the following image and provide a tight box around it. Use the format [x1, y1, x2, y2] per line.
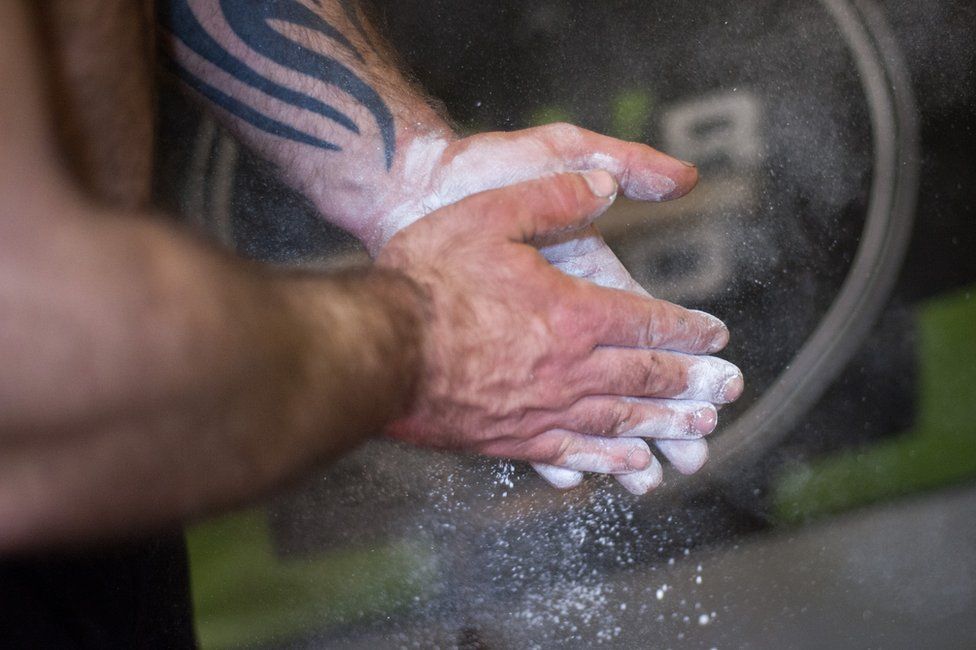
[304, 483, 976, 649]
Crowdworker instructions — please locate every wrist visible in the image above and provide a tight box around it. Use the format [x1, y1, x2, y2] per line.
[278, 266, 428, 450]
[309, 127, 458, 256]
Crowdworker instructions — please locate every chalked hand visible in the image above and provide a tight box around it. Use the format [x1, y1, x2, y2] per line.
[378, 172, 730, 471]
[363, 123, 740, 493]
[533, 228, 742, 493]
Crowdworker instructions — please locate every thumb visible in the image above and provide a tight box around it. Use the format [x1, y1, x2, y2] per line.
[439, 170, 618, 243]
[521, 123, 699, 202]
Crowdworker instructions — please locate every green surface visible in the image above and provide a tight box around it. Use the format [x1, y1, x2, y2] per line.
[774, 286, 976, 523]
[187, 510, 434, 649]
[529, 89, 654, 139]
[610, 89, 653, 141]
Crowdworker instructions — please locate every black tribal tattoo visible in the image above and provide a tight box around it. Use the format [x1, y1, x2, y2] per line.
[161, 0, 396, 169]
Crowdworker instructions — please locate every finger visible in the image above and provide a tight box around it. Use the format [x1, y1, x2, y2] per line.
[582, 286, 729, 354]
[540, 226, 649, 293]
[538, 218, 730, 369]
[614, 461, 664, 495]
[532, 463, 584, 490]
[578, 350, 744, 403]
[523, 123, 699, 201]
[437, 170, 618, 243]
[655, 438, 709, 475]
[539, 227, 720, 484]
[539, 396, 717, 440]
[499, 431, 654, 474]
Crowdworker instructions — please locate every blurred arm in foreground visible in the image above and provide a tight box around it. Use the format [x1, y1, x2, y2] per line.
[0, 0, 420, 550]
[161, 0, 743, 493]
[0, 1, 732, 550]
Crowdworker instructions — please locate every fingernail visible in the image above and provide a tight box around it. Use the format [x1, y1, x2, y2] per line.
[720, 371, 745, 403]
[693, 405, 718, 434]
[626, 443, 653, 470]
[679, 159, 697, 168]
[582, 169, 618, 200]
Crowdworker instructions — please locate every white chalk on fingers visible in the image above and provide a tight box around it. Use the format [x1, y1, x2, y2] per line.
[656, 438, 709, 475]
[579, 153, 676, 201]
[614, 455, 664, 496]
[676, 357, 743, 404]
[618, 398, 718, 439]
[532, 463, 584, 490]
[688, 310, 730, 353]
[560, 438, 653, 474]
[621, 168, 677, 202]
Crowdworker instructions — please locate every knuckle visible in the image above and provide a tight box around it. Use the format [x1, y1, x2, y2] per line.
[548, 296, 594, 349]
[603, 404, 627, 436]
[656, 302, 702, 351]
[550, 435, 576, 466]
[612, 402, 640, 435]
[670, 310, 692, 348]
[543, 122, 579, 141]
[640, 353, 668, 395]
[672, 308, 724, 354]
[665, 407, 688, 437]
[641, 302, 665, 348]
[679, 410, 699, 437]
[681, 312, 708, 353]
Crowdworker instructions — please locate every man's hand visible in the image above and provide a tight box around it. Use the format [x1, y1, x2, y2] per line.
[533, 223, 729, 493]
[377, 171, 738, 475]
[360, 124, 739, 494]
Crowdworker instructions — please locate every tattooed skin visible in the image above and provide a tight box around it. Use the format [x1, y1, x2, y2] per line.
[160, 0, 396, 168]
[336, 0, 376, 51]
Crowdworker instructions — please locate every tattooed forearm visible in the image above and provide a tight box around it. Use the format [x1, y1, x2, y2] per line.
[161, 0, 396, 169]
[160, 0, 457, 239]
[159, 1, 360, 137]
[161, 55, 342, 150]
[218, 0, 395, 167]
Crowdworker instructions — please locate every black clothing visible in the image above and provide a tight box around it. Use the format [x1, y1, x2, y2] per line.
[0, 532, 196, 649]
